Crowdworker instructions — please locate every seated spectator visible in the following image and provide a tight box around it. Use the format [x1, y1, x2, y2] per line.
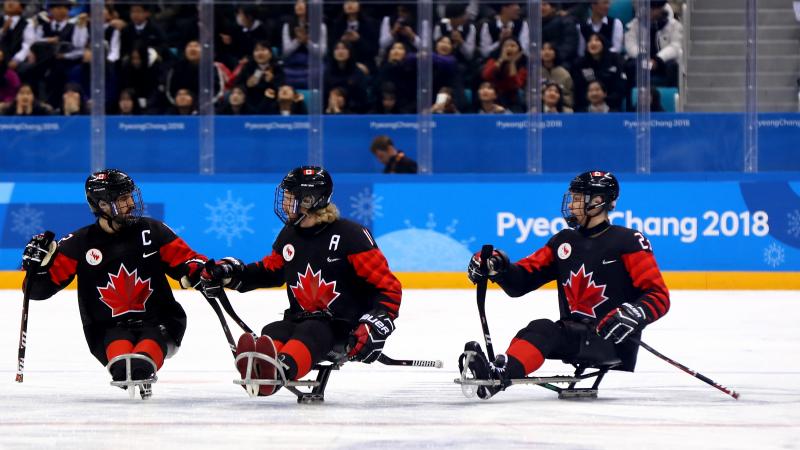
[432, 35, 460, 94]
[217, 85, 257, 115]
[281, 0, 328, 89]
[324, 40, 369, 113]
[325, 86, 351, 114]
[120, 3, 166, 61]
[56, 83, 87, 116]
[329, 0, 378, 71]
[431, 86, 459, 114]
[476, 81, 510, 114]
[434, 4, 478, 88]
[118, 44, 163, 113]
[542, 82, 573, 113]
[0, 50, 21, 103]
[32, 2, 89, 107]
[623, 0, 682, 87]
[572, 33, 626, 112]
[481, 37, 527, 112]
[235, 41, 283, 111]
[264, 84, 307, 115]
[1, 1, 37, 73]
[577, 0, 624, 57]
[541, 1, 578, 69]
[116, 88, 142, 115]
[370, 135, 418, 174]
[165, 40, 225, 107]
[479, 2, 529, 59]
[3, 83, 51, 115]
[585, 80, 616, 113]
[541, 41, 574, 108]
[375, 41, 416, 112]
[230, 6, 269, 63]
[379, 5, 420, 57]
[103, 5, 125, 64]
[370, 82, 403, 114]
[166, 88, 197, 115]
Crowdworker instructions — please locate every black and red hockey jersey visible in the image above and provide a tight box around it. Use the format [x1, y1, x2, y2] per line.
[495, 221, 670, 370]
[231, 218, 402, 325]
[25, 218, 206, 342]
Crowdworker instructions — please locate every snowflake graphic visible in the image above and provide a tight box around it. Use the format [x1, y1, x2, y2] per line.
[204, 191, 255, 247]
[403, 213, 475, 246]
[349, 188, 383, 223]
[788, 209, 800, 238]
[763, 242, 785, 268]
[10, 205, 44, 238]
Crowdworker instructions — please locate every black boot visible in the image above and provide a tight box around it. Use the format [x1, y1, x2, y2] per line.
[108, 360, 127, 383]
[131, 357, 156, 381]
[459, 341, 509, 399]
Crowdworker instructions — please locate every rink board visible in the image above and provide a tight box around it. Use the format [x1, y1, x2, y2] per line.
[0, 174, 799, 282]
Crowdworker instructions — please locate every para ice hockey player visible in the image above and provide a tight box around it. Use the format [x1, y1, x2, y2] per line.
[21, 169, 207, 398]
[464, 171, 670, 399]
[202, 166, 402, 396]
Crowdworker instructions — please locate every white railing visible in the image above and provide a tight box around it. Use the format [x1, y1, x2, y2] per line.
[678, 2, 691, 112]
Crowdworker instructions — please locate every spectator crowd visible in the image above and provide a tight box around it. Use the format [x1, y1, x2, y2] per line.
[0, 0, 683, 116]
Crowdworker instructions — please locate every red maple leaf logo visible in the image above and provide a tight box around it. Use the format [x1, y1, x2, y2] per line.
[562, 264, 608, 318]
[289, 264, 340, 312]
[97, 264, 153, 317]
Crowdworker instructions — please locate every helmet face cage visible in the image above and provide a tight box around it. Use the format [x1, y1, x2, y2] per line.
[85, 170, 144, 227]
[273, 166, 333, 226]
[561, 171, 619, 229]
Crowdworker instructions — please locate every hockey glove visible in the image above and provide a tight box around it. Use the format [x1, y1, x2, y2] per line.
[200, 257, 246, 289]
[347, 309, 395, 363]
[597, 302, 647, 344]
[180, 257, 208, 289]
[22, 231, 56, 271]
[467, 249, 509, 284]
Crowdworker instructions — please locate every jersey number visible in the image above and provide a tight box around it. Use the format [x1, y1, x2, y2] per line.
[634, 232, 652, 251]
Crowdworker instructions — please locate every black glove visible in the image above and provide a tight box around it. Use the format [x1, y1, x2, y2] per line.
[180, 257, 208, 289]
[347, 309, 395, 363]
[22, 231, 56, 271]
[200, 257, 246, 289]
[467, 249, 509, 284]
[597, 302, 647, 344]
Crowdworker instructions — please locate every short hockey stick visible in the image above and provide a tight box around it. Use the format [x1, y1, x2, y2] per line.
[377, 354, 443, 368]
[16, 231, 55, 383]
[476, 244, 496, 361]
[632, 337, 740, 400]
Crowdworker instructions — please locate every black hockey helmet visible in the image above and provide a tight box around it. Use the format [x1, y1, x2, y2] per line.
[561, 170, 619, 228]
[85, 169, 143, 227]
[274, 166, 334, 225]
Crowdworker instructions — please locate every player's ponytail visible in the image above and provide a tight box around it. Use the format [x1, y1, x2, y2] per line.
[313, 203, 340, 224]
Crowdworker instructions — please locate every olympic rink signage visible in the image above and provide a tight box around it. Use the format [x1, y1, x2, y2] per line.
[0, 177, 797, 274]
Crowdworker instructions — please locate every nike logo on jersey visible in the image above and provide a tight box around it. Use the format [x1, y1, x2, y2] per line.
[602, 259, 617, 265]
[327, 257, 340, 263]
[143, 251, 158, 258]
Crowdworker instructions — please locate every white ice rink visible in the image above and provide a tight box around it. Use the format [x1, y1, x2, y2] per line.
[1, 288, 798, 449]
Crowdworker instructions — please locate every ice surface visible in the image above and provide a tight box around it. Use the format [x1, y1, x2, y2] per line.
[1, 289, 798, 449]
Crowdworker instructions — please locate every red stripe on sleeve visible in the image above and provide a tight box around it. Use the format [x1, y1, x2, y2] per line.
[347, 248, 402, 316]
[621, 251, 670, 321]
[49, 253, 78, 286]
[516, 246, 555, 273]
[260, 250, 285, 271]
[159, 237, 205, 268]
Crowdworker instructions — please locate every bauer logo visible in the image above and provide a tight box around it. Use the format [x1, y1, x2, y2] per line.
[86, 248, 103, 266]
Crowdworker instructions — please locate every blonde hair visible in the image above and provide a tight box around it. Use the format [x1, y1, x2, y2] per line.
[311, 203, 340, 224]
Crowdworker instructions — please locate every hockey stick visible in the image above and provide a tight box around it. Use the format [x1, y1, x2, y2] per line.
[16, 230, 55, 383]
[200, 286, 238, 358]
[632, 337, 740, 400]
[476, 244, 496, 361]
[377, 354, 443, 368]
